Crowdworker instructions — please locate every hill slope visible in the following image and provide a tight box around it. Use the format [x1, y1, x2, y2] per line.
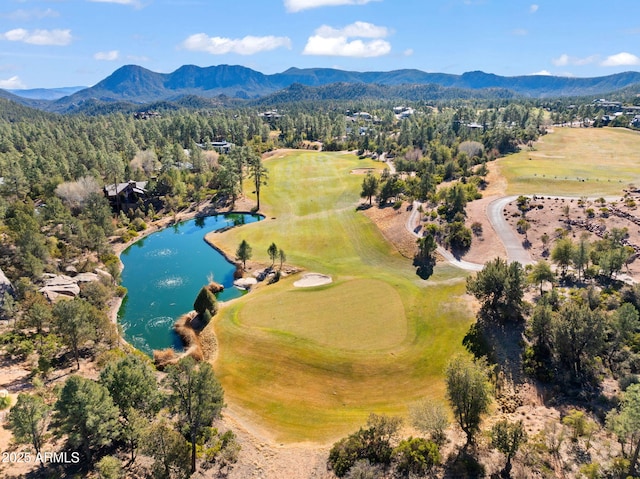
[3, 64, 640, 113]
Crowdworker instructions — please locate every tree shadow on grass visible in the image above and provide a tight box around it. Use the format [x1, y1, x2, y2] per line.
[413, 257, 435, 280]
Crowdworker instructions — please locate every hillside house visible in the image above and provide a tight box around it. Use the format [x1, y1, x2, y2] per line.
[593, 99, 623, 111]
[394, 106, 415, 119]
[103, 180, 148, 211]
[196, 141, 234, 154]
[259, 110, 282, 120]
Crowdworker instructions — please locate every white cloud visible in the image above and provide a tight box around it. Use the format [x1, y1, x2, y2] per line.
[529, 4, 539, 13]
[303, 21, 391, 57]
[284, 0, 380, 13]
[181, 34, 292, 55]
[0, 28, 72, 46]
[94, 50, 120, 61]
[530, 70, 551, 76]
[303, 36, 390, 57]
[0, 75, 26, 89]
[2, 8, 59, 21]
[403, 48, 414, 57]
[552, 54, 569, 66]
[601, 52, 640, 67]
[552, 53, 597, 67]
[315, 21, 389, 39]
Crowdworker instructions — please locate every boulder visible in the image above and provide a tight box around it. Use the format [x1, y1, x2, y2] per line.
[0, 267, 14, 305]
[64, 265, 78, 275]
[234, 277, 258, 290]
[39, 274, 81, 302]
[75, 272, 99, 283]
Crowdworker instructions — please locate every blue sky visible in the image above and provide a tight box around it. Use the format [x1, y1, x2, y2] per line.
[0, 0, 639, 89]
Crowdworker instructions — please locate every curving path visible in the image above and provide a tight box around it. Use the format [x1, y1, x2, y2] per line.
[406, 195, 537, 272]
[486, 196, 535, 266]
[406, 201, 484, 271]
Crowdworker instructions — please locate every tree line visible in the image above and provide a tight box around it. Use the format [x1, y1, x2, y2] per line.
[8, 354, 235, 478]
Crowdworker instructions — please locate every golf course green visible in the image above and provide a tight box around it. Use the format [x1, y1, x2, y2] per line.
[204, 150, 473, 442]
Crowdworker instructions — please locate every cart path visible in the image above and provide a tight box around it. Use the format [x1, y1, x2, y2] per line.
[406, 196, 536, 272]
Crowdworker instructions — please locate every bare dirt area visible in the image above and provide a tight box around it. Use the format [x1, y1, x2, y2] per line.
[210, 409, 332, 479]
[350, 167, 377, 175]
[463, 195, 508, 264]
[503, 193, 640, 280]
[361, 203, 418, 259]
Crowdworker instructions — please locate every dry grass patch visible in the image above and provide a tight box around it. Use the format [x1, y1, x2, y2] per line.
[499, 128, 640, 196]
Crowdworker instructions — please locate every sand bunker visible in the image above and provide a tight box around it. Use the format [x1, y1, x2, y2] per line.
[293, 273, 332, 288]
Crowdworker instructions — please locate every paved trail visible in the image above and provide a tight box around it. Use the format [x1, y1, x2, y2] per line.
[486, 196, 535, 266]
[406, 196, 536, 272]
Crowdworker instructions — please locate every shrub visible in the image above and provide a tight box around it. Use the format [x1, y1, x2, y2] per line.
[393, 437, 440, 476]
[329, 435, 364, 477]
[131, 217, 147, 232]
[471, 221, 483, 237]
[328, 414, 401, 477]
[96, 455, 122, 479]
[121, 229, 138, 243]
[344, 460, 382, 479]
[0, 395, 11, 410]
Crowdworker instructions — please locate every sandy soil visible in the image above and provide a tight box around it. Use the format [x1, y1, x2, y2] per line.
[502, 193, 640, 280]
[293, 273, 332, 288]
[463, 195, 508, 264]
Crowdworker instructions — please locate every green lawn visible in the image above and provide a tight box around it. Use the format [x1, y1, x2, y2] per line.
[499, 128, 640, 196]
[205, 151, 473, 442]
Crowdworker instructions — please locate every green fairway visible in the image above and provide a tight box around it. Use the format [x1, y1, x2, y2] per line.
[205, 150, 472, 442]
[241, 278, 407, 351]
[499, 128, 640, 196]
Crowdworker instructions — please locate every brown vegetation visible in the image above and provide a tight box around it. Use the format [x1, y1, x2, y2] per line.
[153, 311, 206, 369]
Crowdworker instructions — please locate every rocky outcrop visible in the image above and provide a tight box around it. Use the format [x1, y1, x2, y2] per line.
[39, 272, 100, 302]
[0, 267, 14, 305]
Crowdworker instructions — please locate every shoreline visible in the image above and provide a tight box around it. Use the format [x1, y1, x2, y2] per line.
[107, 197, 261, 356]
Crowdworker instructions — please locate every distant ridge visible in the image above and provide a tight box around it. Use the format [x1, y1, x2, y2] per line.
[2, 64, 640, 113]
[8, 86, 85, 101]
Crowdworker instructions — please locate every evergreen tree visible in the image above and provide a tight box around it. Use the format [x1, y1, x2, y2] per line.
[445, 355, 491, 445]
[236, 239, 252, 270]
[52, 376, 121, 461]
[8, 393, 50, 458]
[164, 357, 224, 474]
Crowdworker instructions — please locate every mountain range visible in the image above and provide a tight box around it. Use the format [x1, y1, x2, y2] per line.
[4, 64, 640, 113]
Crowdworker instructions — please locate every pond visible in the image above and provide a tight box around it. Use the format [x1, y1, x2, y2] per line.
[118, 213, 262, 355]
